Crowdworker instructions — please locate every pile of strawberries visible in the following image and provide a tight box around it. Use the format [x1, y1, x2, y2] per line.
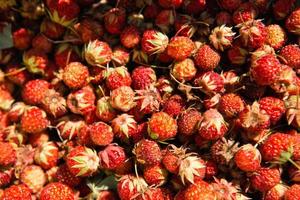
[1, 0, 300, 199]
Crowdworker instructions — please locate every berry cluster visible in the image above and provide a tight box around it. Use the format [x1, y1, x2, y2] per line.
[0, 0, 300, 199]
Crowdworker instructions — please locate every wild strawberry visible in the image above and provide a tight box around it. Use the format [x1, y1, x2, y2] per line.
[178, 109, 202, 136]
[159, 0, 183, 9]
[104, 66, 132, 90]
[141, 29, 169, 55]
[183, 0, 206, 15]
[96, 97, 117, 123]
[211, 178, 244, 200]
[21, 106, 50, 134]
[135, 85, 161, 115]
[258, 97, 285, 125]
[47, 0, 80, 27]
[250, 54, 281, 86]
[280, 45, 300, 70]
[218, 0, 241, 12]
[155, 9, 175, 33]
[155, 76, 174, 95]
[234, 144, 261, 172]
[20, 165, 46, 193]
[174, 15, 196, 38]
[232, 2, 257, 25]
[74, 18, 104, 44]
[34, 141, 59, 170]
[1, 184, 32, 200]
[12, 28, 33, 50]
[104, 8, 126, 34]
[135, 187, 165, 200]
[284, 184, 300, 200]
[117, 175, 148, 200]
[194, 71, 225, 95]
[54, 44, 80, 69]
[41, 89, 67, 118]
[131, 66, 157, 90]
[120, 26, 140, 49]
[55, 164, 82, 187]
[238, 102, 270, 133]
[227, 45, 248, 66]
[40, 18, 65, 39]
[21, 79, 50, 106]
[23, 48, 49, 74]
[238, 20, 267, 50]
[40, 182, 76, 200]
[62, 62, 89, 89]
[133, 139, 162, 166]
[162, 95, 185, 117]
[264, 183, 288, 200]
[166, 36, 195, 61]
[265, 24, 287, 50]
[5, 63, 31, 86]
[98, 144, 126, 170]
[67, 86, 95, 115]
[171, 58, 197, 82]
[250, 167, 281, 192]
[143, 164, 168, 186]
[286, 8, 300, 36]
[210, 138, 239, 165]
[194, 45, 220, 71]
[0, 169, 13, 187]
[250, 45, 276, 63]
[184, 180, 216, 200]
[209, 25, 235, 51]
[28, 131, 49, 147]
[148, 111, 177, 141]
[112, 46, 130, 66]
[272, 0, 295, 20]
[0, 142, 16, 167]
[110, 86, 135, 112]
[216, 12, 233, 26]
[112, 114, 137, 141]
[57, 116, 86, 140]
[198, 109, 227, 140]
[218, 93, 244, 119]
[89, 122, 113, 146]
[66, 146, 99, 177]
[205, 160, 218, 179]
[84, 39, 112, 67]
[31, 34, 53, 53]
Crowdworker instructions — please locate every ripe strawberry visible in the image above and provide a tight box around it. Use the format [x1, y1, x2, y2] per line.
[250, 167, 280, 192]
[209, 25, 235, 51]
[0, 169, 13, 187]
[184, 180, 216, 200]
[104, 8, 126, 34]
[28, 131, 49, 147]
[112, 46, 130, 66]
[112, 114, 137, 141]
[284, 184, 300, 200]
[174, 15, 195, 38]
[74, 18, 104, 44]
[110, 86, 135, 112]
[162, 95, 185, 117]
[159, 0, 183, 8]
[131, 66, 157, 90]
[135, 187, 165, 200]
[89, 122, 113, 146]
[194, 71, 225, 95]
[47, 0, 80, 27]
[133, 139, 162, 166]
[210, 138, 239, 165]
[0, 142, 16, 167]
[205, 160, 218, 179]
[20, 106, 49, 134]
[12, 28, 33, 50]
[280, 45, 300, 69]
[96, 96, 117, 123]
[5, 63, 31, 86]
[166, 36, 195, 61]
[22, 79, 50, 106]
[198, 109, 228, 140]
[66, 146, 99, 177]
[62, 62, 89, 89]
[238, 20, 267, 49]
[34, 141, 59, 170]
[232, 2, 257, 25]
[218, 0, 241, 12]
[20, 165, 46, 193]
[143, 164, 168, 186]
[227, 45, 248, 66]
[56, 116, 86, 140]
[84, 39, 112, 67]
[265, 24, 287, 50]
[31, 34, 53, 53]
[264, 183, 288, 200]
[148, 111, 177, 141]
[98, 144, 126, 170]
[250, 54, 281, 86]
[41, 89, 67, 118]
[54, 44, 80, 69]
[218, 93, 244, 119]
[234, 144, 261, 172]
[258, 97, 285, 125]
[194, 45, 220, 71]
[1, 184, 32, 200]
[104, 66, 132, 90]
[178, 109, 202, 136]
[40, 182, 76, 200]
[141, 29, 169, 55]
[216, 12, 233, 26]
[55, 164, 82, 187]
[117, 175, 148, 200]
[23, 48, 49, 74]
[40, 18, 65, 39]
[172, 58, 197, 82]
[286, 8, 300, 35]
[120, 26, 140, 49]
[155, 9, 175, 33]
